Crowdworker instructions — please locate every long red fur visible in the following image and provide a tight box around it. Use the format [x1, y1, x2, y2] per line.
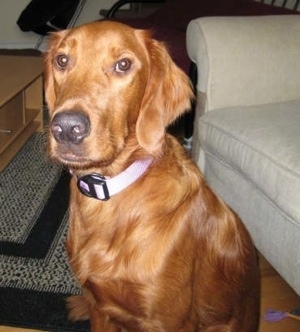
[45, 20, 260, 331]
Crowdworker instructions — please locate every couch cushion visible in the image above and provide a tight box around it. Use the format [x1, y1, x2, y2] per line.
[199, 100, 300, 224]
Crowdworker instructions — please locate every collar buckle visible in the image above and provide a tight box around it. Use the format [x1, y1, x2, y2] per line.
[77, 173, 110, 201]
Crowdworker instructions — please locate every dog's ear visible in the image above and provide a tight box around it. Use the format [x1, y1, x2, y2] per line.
[44, 30, 69, 112]
[136, 36, 194, 154]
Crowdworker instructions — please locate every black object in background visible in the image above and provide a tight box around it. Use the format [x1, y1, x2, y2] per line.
[17, 0, 80, 35]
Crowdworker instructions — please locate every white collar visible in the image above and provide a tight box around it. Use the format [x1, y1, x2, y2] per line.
[75, 159, 153, 200]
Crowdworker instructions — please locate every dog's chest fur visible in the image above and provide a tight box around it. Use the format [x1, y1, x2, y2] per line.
[67, 166, 199, 329]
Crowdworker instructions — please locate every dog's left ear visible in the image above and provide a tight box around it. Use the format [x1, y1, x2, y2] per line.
[136, 36, 194, 154]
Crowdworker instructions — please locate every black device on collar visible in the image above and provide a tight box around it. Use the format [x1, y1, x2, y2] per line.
[77, 173, 110, 201]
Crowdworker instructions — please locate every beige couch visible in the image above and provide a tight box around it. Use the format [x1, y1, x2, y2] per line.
[186, 15, 300, 296]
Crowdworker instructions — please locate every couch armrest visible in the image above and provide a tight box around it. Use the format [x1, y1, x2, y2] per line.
[186, 16, 300, 112]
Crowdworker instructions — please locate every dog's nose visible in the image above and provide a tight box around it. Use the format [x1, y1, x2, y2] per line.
[51, 111, 90, 144]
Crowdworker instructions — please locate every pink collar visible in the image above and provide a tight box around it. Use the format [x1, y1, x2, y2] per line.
[75, 159, 153, 200]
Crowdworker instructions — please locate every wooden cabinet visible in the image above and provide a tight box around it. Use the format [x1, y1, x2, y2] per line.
[0, 55, 43, 171]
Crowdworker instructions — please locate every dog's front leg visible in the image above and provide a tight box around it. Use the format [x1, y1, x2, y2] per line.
[90, 308, 121, 332]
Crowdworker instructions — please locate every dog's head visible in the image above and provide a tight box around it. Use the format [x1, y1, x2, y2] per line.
[45, 21, 193, 169]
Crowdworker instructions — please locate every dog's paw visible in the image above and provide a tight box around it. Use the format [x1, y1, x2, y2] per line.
[66, 295, 90, 321]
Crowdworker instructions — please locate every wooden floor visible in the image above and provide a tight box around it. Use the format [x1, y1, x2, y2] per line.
[259, 255, 300, 332]
[0, 254, 299, 332]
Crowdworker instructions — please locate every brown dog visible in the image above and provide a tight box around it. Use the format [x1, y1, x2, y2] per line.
[45, 20, 260, 331]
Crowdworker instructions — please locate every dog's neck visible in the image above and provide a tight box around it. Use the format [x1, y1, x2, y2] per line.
[70, 158, 153, 201]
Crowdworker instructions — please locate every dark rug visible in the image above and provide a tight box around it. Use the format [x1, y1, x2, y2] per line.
[0, 134, 89, 331]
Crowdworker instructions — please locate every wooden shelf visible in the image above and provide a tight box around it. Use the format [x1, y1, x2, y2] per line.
[0, 121, 40, 171]
[0, 56, 43, 171]
[0, 108, 40, 155]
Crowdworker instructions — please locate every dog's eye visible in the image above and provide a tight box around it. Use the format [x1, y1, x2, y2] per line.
[55, 54, 69, 69]
[115, 58, 131, 73]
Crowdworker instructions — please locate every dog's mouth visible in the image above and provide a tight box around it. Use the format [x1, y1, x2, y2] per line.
[57, 151, 87, 164]
[49, 140, 119, 171]
[50, 146, 89, 166]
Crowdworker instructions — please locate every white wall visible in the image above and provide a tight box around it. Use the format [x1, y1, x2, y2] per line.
[0, 0, 41, 49]
[0, 0, 114, 50]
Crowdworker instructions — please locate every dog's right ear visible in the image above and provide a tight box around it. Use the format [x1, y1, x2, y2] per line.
[44, 30, 69, 112]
